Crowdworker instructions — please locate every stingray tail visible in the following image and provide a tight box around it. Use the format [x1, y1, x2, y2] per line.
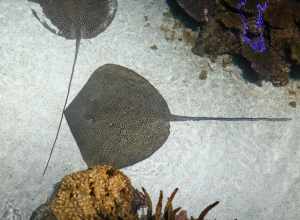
[43, 33, 81, 176]
[169, 114, 291, 122]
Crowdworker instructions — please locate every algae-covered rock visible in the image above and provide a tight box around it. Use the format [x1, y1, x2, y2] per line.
[291, 42, 300, 64]
[179, 0, 300, 86]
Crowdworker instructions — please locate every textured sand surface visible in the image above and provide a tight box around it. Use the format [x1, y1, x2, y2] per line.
[0, 0, 299, 219]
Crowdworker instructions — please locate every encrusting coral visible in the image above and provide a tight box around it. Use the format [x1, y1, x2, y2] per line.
[49, 165, 139, 220]
[30, 165, 220, 220]
[178, 0, 300, 86]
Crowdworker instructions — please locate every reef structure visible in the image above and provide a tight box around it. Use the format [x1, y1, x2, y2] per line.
[31, 165, 140, 220]
[30, 165, 220, 220]
[178, 0, 300, 86]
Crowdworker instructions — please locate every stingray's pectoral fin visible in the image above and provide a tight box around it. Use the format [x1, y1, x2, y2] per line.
[31, 9, 59, 36]
[169, 114, 292, 122]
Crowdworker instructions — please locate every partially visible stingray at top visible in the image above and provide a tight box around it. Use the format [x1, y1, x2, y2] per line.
[64, 64, 291, 170]
[28, 0, 118, 175]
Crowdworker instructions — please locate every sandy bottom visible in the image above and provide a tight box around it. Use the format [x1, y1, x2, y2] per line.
[0, 0, 299, 219]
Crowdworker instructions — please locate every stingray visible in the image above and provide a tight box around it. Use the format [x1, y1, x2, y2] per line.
[28, 0, 118, 175]
[64, 64, 291, 169]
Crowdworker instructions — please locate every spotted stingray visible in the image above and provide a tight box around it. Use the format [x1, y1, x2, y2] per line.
[64, 64, 291, 169]
[28, 0, 118, 175]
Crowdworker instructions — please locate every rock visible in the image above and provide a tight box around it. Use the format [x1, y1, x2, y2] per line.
[30, 204, 57, 220]
[179, 0, 300, 86]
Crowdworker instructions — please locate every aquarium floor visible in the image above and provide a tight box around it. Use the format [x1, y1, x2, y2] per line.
[0, 0, 300, 219]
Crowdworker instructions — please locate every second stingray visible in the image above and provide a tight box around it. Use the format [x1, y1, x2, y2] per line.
[28, 0, 118, 174]
[64, 64, 291, 169]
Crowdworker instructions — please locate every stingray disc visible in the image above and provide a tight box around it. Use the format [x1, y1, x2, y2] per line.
[64, 64, 171, 168]
[29, 0, 117, 39]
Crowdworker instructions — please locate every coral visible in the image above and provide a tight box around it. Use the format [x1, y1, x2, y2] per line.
[138, 187, 219, 220]
[30, 166, 222, 220]
[49, 165, 139, 220]
[180, 0, 300, 86]
[237, 0, 268, 53]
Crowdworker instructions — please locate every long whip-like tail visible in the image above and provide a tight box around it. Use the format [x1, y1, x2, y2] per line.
[169, 114, 292, 122]
[43, 34, 81, 176]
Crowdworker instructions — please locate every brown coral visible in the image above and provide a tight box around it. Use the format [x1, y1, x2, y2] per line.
[139, 187, 219, 220]
[31, 166, 221, 220]
[49, 165, 139, 220]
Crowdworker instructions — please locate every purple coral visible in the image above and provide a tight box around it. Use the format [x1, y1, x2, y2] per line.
[256, 2, 268, 28]
[237, 0, 269, 53]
